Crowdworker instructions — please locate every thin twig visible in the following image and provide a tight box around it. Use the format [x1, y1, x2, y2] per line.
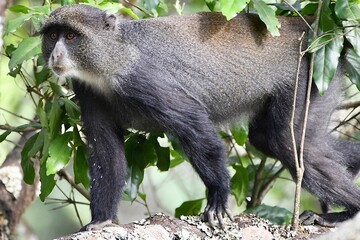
[0, 124, 38, 132]
[0, 107, 34, 122]
[293, 0, 323, 230]
[248, 156, 266, 208]
[71, 189, 84, 227]
[122, 0, 154, 17]
[282, 0, 313, 32]
[258, 166, 285, 202]
[290, 31, 305, 230]
[58, 169, 90, 201]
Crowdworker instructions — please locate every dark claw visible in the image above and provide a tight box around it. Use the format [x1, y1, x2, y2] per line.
[201, 201, 233, 229]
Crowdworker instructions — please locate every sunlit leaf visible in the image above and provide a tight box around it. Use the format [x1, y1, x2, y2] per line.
[8, 37, 42, 70]
[335, 0, 360, 20]
[253, 0, 280, 36]
[5, 14, 32, 35]
[346, 48, 360, 90]
[343, 20, 360, 55]
[231, 165, 249, 206]
[46, 133, 73, 175]
[220, 0, 248, 20]
[230, 124, 248, 146]
[169, 149, 185, 168]
[8, 5, 32, 13]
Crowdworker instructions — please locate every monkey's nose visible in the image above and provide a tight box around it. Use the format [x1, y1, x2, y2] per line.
[52, 50, 63, 62]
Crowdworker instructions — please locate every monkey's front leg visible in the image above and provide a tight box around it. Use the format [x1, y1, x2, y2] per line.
[80, 126, 127, 231]
[73, 83, 127, 231]
[174, 114, 234, 228]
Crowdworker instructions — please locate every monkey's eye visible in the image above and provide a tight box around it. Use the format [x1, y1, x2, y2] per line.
[50, 32, 57, 40]
[66, 32, 75, 40]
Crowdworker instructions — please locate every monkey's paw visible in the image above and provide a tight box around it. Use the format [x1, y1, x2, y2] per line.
[80, 219, 119, 231]
[300, 210, 352, 227]
[200, 198, 234, 229]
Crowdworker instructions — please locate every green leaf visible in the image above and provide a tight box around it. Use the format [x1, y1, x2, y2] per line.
[231, 165, 249, 206]
[0, 130, 11, 143]
[123, 165, 144, 202]
[230, 124, 248, 146]
[39, 163, 56, 201]
[74, 145, 90, 189]
[48, 98, 64, 138]
[220, 0, 248, 20]
[138, 192, 147, 202]
[5, 14, 32, 35]
[28, 129, 45, 157]
[73, 125, 83, 147]
[21, 133, 39, 184]
[34, 65, 50, 86]
[63, 97, 80, 120]
[46, 133, 73, 175]
[335, 0, 360, 20]
[49, 81, 66, 97]
[313, 1, 344, 94]
[167, 134, 187, 159]
[121, 8, 140, 20]
[8, 5, 32, 13]
[61, 0, 77, 5]
[149, 133, 170, 171]
[175, 199, 204, 217]
[343, 20, 360, 55]
[205, 0, 218, 11]
[169, 149, 185, 168]
[125, 134, 157, 169]
[346, 48, 360, 90]
[9, 36, 42, 70]
[37, 101, 47, 128]
[40, 129, 51, 164]
[245, 204, 293, 225]
[253, 0, 280, 36]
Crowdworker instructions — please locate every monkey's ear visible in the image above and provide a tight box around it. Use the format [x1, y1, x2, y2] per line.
[103, 12, 117, 31]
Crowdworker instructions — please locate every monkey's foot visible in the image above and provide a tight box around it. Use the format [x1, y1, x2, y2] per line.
[80, 220, 119, 231]
[300, 210, 353, 227]
[201, 202, 234, 229]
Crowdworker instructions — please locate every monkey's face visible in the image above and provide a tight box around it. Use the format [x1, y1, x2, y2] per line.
[41, 27, 82, 78]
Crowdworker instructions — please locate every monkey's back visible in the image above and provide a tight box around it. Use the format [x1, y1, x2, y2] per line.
[120, 13, 310, 122]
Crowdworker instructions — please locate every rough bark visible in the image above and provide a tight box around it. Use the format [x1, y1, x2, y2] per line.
[0, 131, 39, 239]
[56, 213, 330, 240]
[0, 0, 12, 56]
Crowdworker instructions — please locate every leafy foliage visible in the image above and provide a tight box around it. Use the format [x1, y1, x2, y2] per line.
[245, 205, 293, 225]
[1, 0, 360, 227]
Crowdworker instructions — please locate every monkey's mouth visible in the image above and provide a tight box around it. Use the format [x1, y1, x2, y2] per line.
[51, 65, 66, 76]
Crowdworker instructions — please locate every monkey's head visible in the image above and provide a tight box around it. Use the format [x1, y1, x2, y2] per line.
[40, 5, 125, 89]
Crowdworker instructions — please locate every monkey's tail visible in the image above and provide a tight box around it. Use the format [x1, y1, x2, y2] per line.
[302, 57, 360, 211]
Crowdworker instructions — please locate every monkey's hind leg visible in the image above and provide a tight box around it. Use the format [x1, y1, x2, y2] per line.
[298, 137, 360, 227]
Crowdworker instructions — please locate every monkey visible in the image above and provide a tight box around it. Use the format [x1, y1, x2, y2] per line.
[40, 4, 360, 230]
